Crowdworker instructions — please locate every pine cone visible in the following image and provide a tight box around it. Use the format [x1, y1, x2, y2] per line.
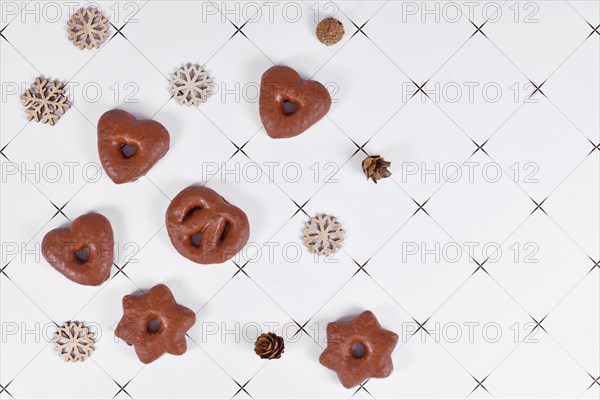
[316, 17, 345, 46]
[362, 155, 392, 184]
[254, 332, 285, 359]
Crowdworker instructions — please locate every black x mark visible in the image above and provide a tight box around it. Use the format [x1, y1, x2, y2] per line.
[587, 140, 600, 155]
[587, 373, 600, 389]
[109, 21, 130, 41]
[349, 19, 370, 39]
[471, 138, 489, 156]
[229, 138, 251, 159]
[1, 262, 10, 279]
[50, 201, 70, 221]
[529, 315, 548, 334]
[0, 143, 10, 159]
[350, 138, 370, 157]
[409, 79, 431, 100]
[528, 79, 547, 99]
[587, 23, 599, 38]
[291, 198, 311, 218]
[112, 378, 133, 399]
[111, 262, 132, 280]
[471, 257, 489, 275]
[530, 197, 548, 215]
[352, 258, 371, 277]
[229, 20, 250, 40]
[232, 260, 251, 279]
[0, 142, 9, 158]
[411, 317, 431, 336]
[0, 383, 14, 398]
[232, 378, 252, 398]
[412, 198, 430, 217]
[469, 20, 488, 38]
[0, 25, 8, 42]
[292, 318, 312, 339]
[352, 378, 372, 396]
[587, 257, 600, 274]
[470, 374, 491, 394]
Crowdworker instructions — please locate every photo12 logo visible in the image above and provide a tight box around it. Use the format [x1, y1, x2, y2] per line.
[399, 1, 539, 24]
[200, 1, 340, 24]
[0, 1, 140, 25]
[232, 240, 341, 265]
[402, 81, 538, 104]
[1, 321, 104, 344]
[201, 161, 340, 185]
[402, 320, 542, 345]
[2, 240, 141, 265]
[400, 241, 539, 264]
[1, 161, 103, 185]
[400, 161, 539, 185]
[209, 80, 339, 104]
[2, 81, 140, 106]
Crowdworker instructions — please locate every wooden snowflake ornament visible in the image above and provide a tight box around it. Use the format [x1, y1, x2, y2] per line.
[170, 64, 213, 106]
[21, 77, 70, 125]
[67, 7, 109, 50]
[303, 214, 345, 256]
[52, 321, 96, 362]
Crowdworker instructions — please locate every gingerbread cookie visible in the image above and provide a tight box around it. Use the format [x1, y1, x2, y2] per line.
[319, 310, 398, 388]
[259, 66, 331, 139]
[115, 284, 196, 364]
[165, 186, 250, 264]
[97, 109, 170, 184]
[42, 212, 113, 286]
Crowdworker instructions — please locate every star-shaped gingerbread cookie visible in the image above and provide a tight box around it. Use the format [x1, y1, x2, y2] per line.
[319, 310, 398, 388]
[115, 284, 196, 364]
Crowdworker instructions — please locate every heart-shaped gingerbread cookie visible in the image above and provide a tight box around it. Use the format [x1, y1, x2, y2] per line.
[259, 66, 331, 139]
[98, 109, 170, 184]
[42, 213, 114, 286]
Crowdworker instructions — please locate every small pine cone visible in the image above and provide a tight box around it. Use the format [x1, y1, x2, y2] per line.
[316, 17, 344, 46]
[254, 332, 285, 359]
[362, 155, 392, 184]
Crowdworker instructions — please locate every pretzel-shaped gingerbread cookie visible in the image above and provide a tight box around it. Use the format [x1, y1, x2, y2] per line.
[165, 186, 250, 264]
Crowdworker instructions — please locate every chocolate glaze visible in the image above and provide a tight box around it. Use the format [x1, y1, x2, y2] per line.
[97, 109, 170, 184]
[42, 212, 113, 286]
[259, 66, 331, 139]
[115, 284, 196, 364]
[319, 310, 398, 388]
[166, 186, 250, 264]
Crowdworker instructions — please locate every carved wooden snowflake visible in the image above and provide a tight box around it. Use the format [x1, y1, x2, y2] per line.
[21, 77, 70, 125]
[169, 64, 213, 106]
[67, 7, 110, 50]
[303, 214, 345, 256]
[52, 321, 95, 362]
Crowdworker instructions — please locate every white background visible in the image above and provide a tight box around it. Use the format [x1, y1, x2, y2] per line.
[1, 0, 599, 399]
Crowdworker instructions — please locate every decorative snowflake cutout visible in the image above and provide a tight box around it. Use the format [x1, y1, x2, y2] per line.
[52, 321, 95, 362]
[303, 214, 345, 256]
[67, 7, 109, 50]
[170, 64, 213, 106]
[21, 77, 71, 125]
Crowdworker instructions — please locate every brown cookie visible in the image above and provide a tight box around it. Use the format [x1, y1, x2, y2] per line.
[259, 66, 331, 139]
[165, 186, 250, 264]
[115, 284, 196, 364]
[42, 212, 113, 286]
[97, 109, 170, 184]
[319, 310, 398, 388]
